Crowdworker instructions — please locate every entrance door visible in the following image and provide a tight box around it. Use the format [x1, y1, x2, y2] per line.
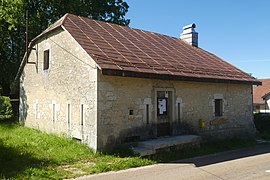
[156, 91, 172, 137]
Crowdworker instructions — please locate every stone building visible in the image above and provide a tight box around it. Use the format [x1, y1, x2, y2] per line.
[18, 14, 261, 152]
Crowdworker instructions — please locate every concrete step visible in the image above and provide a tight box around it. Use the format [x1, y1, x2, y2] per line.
[133, 135, 201, 156]
[132, 146, 155, 156]
[138, 135, 201, 149]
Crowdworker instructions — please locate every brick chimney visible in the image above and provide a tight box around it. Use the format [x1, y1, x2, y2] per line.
[180, 23, 198, 47]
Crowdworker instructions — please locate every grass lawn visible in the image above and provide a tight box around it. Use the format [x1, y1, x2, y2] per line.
[0, 118, 266, 179]
[0, 120, 154, 179]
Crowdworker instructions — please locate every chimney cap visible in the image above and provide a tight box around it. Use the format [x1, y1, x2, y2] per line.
[182, 23, 196, 30]
[180, 23, 198, 47]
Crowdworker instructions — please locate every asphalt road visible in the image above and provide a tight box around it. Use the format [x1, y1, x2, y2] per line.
[73, 145, 270, 180]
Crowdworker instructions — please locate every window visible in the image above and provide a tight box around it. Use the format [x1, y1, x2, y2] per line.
[129, 109, 134, 116]
[52, 103, 56, 123]
[177, 102, 181, 121]
[80, 104, 84, 126]
[214, 99, 223, 117]
[146, 104, 149, 125]
[67, 104, 71, 129]
[43, 50, 49, 70]
[35, 102, 39, 120]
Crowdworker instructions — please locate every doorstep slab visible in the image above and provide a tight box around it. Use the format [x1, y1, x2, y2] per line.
[138, 135, 201, 149]
[132, 146, 155, 156]
[133, 135, 201, 156]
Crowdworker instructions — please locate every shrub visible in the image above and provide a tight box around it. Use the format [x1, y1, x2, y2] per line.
[0, 96, 13, 119]
[254, 113, 270, 133]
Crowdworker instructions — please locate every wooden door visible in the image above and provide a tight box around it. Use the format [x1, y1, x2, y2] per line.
[156, 91, 172, 137]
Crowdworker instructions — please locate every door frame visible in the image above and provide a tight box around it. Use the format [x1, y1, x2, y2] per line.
[154, 88, 175, 136]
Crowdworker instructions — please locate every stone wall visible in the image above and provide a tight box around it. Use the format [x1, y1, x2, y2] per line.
[20, 28, 255, 152]
[97, 72, 255, 150]
[20, 29, 99, 151]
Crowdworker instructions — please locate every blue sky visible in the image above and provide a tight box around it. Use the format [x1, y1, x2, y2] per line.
[125, 0, 270, 79]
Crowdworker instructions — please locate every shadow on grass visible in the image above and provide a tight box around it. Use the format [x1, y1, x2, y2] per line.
[0, 120, 51, 179]
[0, 117, 19, 126]
[106, 144, 136, 158]
[0, 139, 50, 179]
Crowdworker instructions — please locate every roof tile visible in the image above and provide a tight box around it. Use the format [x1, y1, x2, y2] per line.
[36, 13, 261, 85]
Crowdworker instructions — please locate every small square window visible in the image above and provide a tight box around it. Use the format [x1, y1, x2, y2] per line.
[215, 99, 223, 117]
[43, 50, 49, 70]
[129, 109, 134, 116]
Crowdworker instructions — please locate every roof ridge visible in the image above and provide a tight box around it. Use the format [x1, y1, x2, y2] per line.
[65, 13, 181, 40]
[60, 13, 70, 25]
[32, 13, 184, 47]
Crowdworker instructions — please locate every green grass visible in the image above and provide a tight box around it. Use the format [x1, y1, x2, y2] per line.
[0, 118, 263, 179]
[0, 121, 154, 179]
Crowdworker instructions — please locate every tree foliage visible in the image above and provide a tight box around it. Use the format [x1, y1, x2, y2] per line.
[0, 96, 13, 119]
[0, 0, 130, 96]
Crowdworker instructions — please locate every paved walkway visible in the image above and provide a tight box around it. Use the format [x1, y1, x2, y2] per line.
[71, 144, 270, 180]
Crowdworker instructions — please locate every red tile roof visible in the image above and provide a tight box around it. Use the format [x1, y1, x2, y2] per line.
[33, 13, 261, 85]
[253, 79, 270, 104]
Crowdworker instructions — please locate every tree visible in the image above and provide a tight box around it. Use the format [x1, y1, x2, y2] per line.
[0, 0, 130, 96]
[0, 96, 13, 119]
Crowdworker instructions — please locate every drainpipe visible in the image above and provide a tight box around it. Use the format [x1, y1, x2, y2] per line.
[26, 10, 29, 63]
